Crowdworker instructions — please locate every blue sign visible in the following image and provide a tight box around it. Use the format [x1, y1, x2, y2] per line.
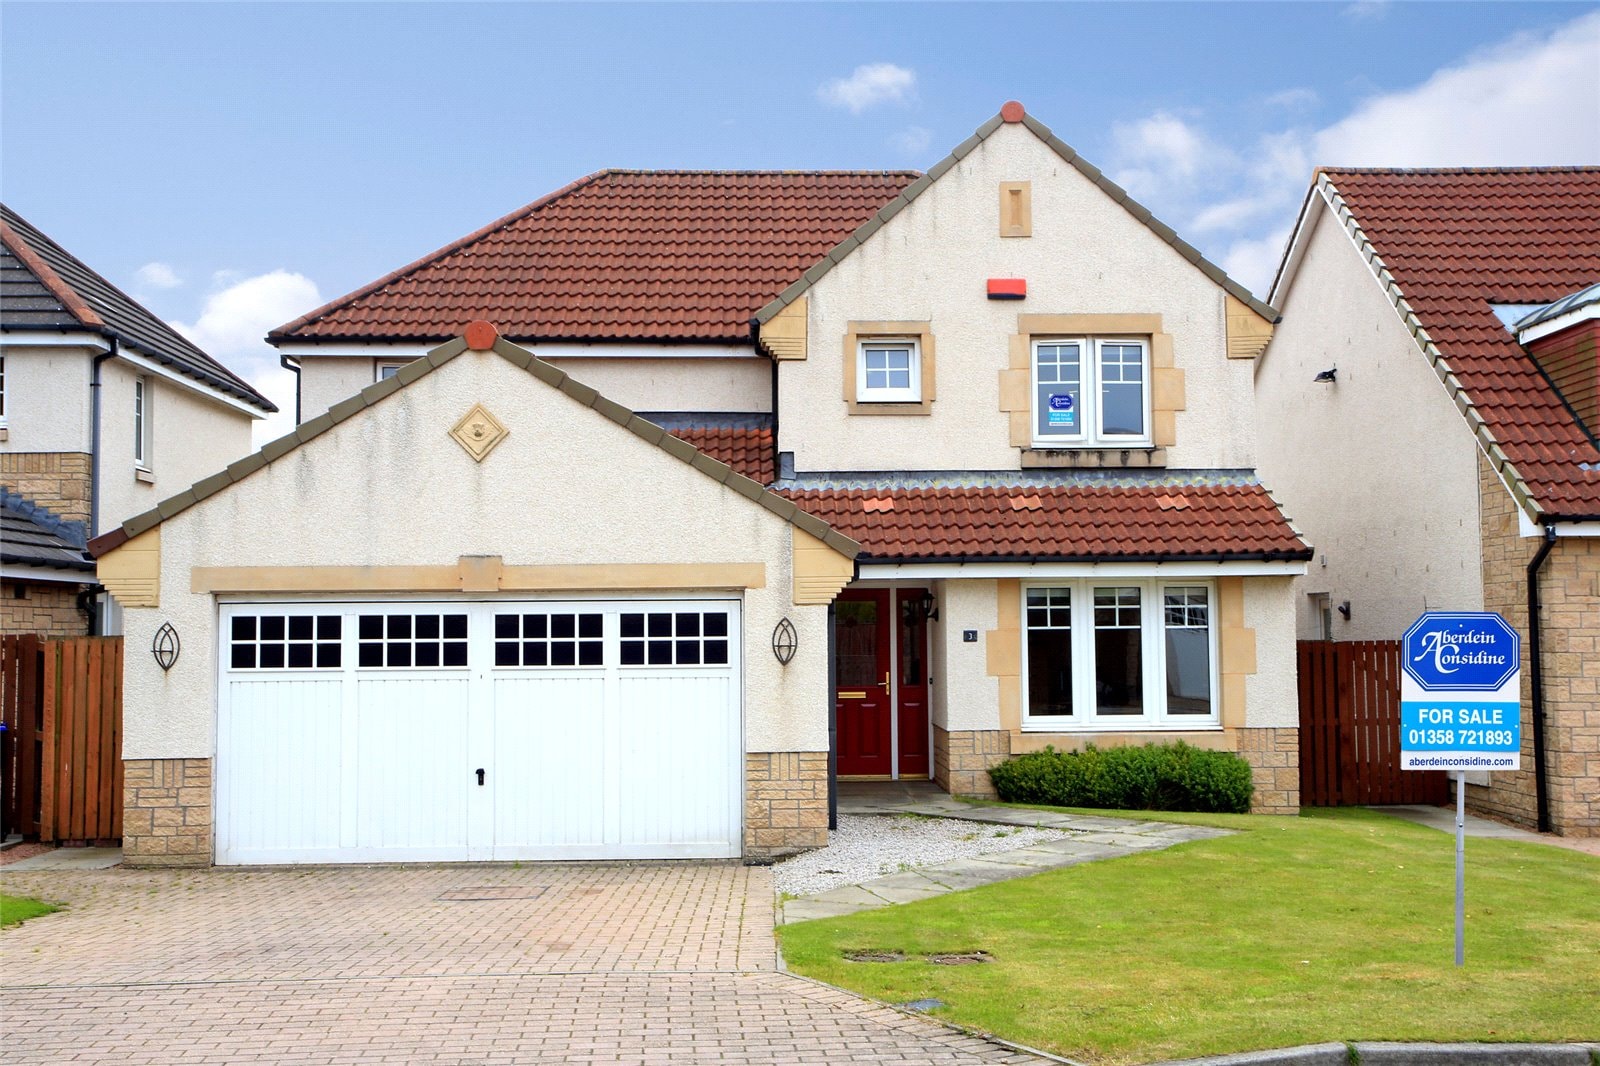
[1402, 612, 1519, 692]
[1400, 611, 1521, 772]
[1048, 393, 1074, 411]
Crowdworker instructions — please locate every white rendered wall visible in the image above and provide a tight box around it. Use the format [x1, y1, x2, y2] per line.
[935, 579, 1002, 732]
[1256, 203, 1483, 641]
[780, 122, 1256, 472]
[296, 350, 771, 422]
[0, 344, 94, 453]
[1243, 576, 1298, 728]
[118, 349, 828, 761]
[97, 359, 256, 535]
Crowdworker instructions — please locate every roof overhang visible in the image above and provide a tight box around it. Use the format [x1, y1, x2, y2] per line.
[1, 564, 96, 584]
[859, 558, 1308, 579]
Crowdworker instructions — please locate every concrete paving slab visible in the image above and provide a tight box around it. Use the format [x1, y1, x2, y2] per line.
[855, 871, 951, 904]
[5, 847, 121, 871]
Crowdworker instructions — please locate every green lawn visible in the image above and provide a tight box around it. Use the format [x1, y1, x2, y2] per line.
[779, 808, 1600, 1065]
[0, 893, 60, 929]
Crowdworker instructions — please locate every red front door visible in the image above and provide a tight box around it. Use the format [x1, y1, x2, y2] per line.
[835, 589, 932, 778]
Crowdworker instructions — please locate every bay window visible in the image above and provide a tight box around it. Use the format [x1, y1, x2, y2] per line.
[1023, 580, 1217, 729]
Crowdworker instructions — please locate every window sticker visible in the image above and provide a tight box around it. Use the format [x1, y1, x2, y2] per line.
[1047, 392, 1076, 427]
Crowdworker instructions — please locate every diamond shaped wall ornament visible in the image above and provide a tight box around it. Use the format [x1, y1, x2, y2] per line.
[450, 404, 509, 462]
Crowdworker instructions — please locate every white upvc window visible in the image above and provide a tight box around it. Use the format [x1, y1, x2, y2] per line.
[1030, 337, 1151, 447]
[0, 353, 8, 427]
[1021, 579, 1218, 730]
[855, 338, 921, 403]
[133, 375, 152, 468]
[376, 360, 409, 381]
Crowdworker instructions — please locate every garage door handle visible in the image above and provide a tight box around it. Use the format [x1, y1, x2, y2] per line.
[475, 768, 485, 786]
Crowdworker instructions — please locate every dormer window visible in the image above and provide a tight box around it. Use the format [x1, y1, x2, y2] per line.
[856, 339, 921, 403]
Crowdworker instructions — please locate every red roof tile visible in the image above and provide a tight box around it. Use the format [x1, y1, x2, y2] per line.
[671, 426, 774, 484]
[1320, 168, 1600, 518]
[781, 484, 1309, 561]
[272, 170, 920, 345]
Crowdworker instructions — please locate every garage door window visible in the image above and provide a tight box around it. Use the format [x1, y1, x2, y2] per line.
[494, 612, 603, 667]
[230, 614, 342, 670]
[620, 611, 729, 666]
[358, 612, 468, 668]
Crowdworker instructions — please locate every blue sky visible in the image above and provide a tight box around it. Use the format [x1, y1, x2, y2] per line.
[4, 1, 1597, 440]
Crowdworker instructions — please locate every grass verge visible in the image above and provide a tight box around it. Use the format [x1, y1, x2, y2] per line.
[0, 893, 61, 929]
[778, 807, 1600, 1065]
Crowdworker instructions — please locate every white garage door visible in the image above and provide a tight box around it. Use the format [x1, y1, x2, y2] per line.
[215, 599, 742, 864]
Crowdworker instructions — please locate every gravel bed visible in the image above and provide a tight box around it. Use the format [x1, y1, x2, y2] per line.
[773, 813, 1073, 897]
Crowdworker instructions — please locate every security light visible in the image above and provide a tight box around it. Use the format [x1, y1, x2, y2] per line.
[1314, 367, 1338, 383]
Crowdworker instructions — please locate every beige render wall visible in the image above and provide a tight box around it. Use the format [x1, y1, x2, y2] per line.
[1243, 576, 1298, 728]
[1256, 204, 1483, 642]
[119, 349, 828, 762]
[97, 359, 257, 536]
[0, 344, 94, 452]
[780, 122, 1256, 473]
[298, 353, 772, 422]
[1474, 454, 1600, 836]
[933, 579, 1002, 732]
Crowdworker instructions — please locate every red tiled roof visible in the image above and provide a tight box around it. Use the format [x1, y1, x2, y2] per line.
[781, 484, 1310, 561]
[1321, 168, 1600, 518]
[672, 426, 774, 485]
[271, 170, 920, 345]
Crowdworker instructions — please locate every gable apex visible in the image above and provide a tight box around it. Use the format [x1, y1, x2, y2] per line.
[752, 104, 1279, 336]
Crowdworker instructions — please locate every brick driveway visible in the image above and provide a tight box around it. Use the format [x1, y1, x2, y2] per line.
[1, 862, 1049, 1064]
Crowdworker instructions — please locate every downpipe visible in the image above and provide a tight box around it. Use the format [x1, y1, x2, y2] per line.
[1526, 521, 1557, 833]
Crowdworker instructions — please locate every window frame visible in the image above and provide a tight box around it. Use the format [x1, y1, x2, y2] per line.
[1029, 336, 1152, 448]
[133, 375, 152, 469]
[375, 360, 409, 382]
[0, 353, 7, 427]
[842, 321, 935, 416]
[854, 338, 922, 404]
[1020, 578, 1219, 731]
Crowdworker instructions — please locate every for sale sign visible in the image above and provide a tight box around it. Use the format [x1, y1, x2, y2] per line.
[1400, 612, 1521, 771]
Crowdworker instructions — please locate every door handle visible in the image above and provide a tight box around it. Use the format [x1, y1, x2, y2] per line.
[880, 672, 891, 691]
[475, 768, 485, 786]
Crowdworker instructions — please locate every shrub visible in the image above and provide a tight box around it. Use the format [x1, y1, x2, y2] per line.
[987, 742, 1254, 814]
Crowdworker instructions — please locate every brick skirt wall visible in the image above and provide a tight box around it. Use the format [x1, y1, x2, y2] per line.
[1237, 727, 1300, 814]
[0, 452, 93, 527]
[744, 751, 828, 860]
[123, 759, 212, 866]
[1, 580, 93, 637]
[933, 727, 1010, 798]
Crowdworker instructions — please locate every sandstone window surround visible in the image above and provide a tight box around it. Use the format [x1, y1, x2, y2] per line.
[842, 321, 935, 416]
[999, 314, 1184, 468]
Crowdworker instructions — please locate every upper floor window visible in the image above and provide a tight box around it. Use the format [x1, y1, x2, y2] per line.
[856, 339, 921, 403]
[0, 354, 8, 425]
[1031, 337, 1150, 447]
[376, 360, 408, 381]
[133, 376, 152, 468]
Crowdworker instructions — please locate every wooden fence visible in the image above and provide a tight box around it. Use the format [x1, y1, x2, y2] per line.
[1, 635, 123, 843]
[1298, 639, 1450, 807]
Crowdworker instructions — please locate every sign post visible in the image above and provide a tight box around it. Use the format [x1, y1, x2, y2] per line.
[1399, 611, 1521, 967]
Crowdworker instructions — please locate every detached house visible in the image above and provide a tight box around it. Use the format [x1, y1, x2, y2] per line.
[92, 103, 1310, 867]
[1, 205, 275, 636]
[1257, 167, 1599, 837]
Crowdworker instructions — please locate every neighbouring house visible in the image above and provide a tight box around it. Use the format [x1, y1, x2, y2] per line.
[1256, 167, 1600, 837]
[0, 204, 276, 636]
[91, 103, 1310, 867]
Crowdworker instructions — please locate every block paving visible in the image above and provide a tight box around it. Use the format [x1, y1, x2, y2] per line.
[1, 860, 1053, 1065]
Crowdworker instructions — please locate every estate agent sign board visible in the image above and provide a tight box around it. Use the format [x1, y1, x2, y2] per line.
[1400, 611, 1521, 772]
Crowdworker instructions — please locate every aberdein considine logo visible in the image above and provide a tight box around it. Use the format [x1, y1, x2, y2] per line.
[1401, 612, 1520, 693]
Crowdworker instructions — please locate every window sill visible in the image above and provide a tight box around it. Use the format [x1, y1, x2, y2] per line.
[1021, 446, 1165, 469]
[135, 467, 156, 485]
[1019, 723, 1221, 733]
[1012, 727, 1230, 754]
[846, 399, 933, 416]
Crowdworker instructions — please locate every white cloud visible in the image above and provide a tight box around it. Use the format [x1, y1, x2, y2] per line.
[1313, 10, 1600, 166]
[134, 261, 182, 290]
[1343, 0, 1390, 21]
[1109, 111, 1230, 200]
[1263, 87, 1319, 112]
[891, 125, 932, 155]
[172, 269, 322, 446]
[1221, 227, 1294, 298]
[817, 63, 916, 113]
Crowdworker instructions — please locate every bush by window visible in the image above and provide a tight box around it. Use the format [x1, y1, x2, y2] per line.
[987, 742, 1254, 813]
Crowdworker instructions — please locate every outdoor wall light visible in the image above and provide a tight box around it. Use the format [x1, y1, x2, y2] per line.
[901, 590, 940, 625]
[772, 617, 798, 665]
[1337, 601, 1352, 620]
[152, 622, 181, 671]
[1314, 367, 1338, 383]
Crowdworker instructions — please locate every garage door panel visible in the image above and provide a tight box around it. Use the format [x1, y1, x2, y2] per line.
[491, 676, 607, 852]
[618, 673, 739, 854]
[217, 679, 343, 863]
[355, 677, 470, 856]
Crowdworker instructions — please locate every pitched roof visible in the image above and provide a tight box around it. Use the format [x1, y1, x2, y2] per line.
[270, 170, 921, 346]
[780, 482, 1309, 562]
[0, 489, 94, 574]
[672, 426, 775, 485]
[0, 204, 276, 413]
[753, 104, 1280, 332]
[90, 330, 859, 561]
[1310, 168, 1600, 519]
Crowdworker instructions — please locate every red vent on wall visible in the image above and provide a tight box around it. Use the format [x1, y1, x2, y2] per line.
[987, 278, 1026, 300]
